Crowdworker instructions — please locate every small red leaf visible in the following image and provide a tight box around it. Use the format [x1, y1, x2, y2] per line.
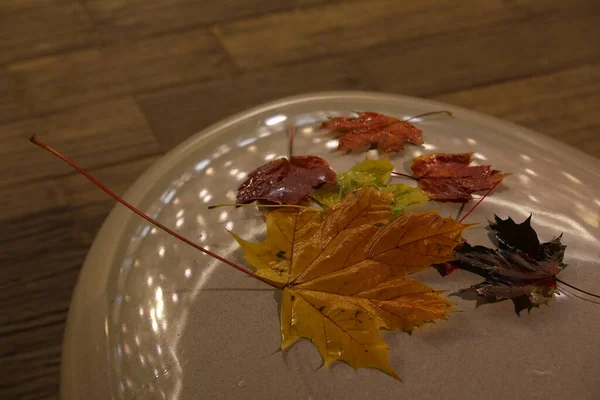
[321, 112, 423, 152]
[411, 153, 507, 202]
[237, 156, 336, 205]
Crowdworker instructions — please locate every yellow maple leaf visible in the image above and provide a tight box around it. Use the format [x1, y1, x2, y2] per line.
[231, 188, 470, 378]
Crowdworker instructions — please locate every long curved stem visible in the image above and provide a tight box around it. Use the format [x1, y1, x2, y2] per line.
[404, 110, 452, 122]
[556, 277, 600, 299]
[29, 136, 285, 291]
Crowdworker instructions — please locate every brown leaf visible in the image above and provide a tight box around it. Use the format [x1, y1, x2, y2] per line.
[322, 112, 423, 152]
[411, 153, 507, 202]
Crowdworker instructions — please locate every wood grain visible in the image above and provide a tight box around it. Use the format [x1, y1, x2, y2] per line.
[0, 72, 29, 123]
[214, 0, 595, 69]
[1, 97, 161, 187]
[80, 0, 333, 39]
[107, 29, 232, 92]
[436, 63, 600, 158]
[139, 12, 600, 148]
[0, 0, 97, 66]
[5, 28, 232, 114]
[0, 0, 598, 398]
[6, 49, 133, 114]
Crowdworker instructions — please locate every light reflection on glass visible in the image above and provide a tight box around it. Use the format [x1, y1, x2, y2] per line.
[172, 293, 179, 303]
[140, 225, 150, 238]
[147, 276, 153, 286]
[518, 174, 531, 184]
[158, 246, 166, 257]
[524, 168, 537, 176]
[205, 167, 214, 176]
[226, 190, 236, 201]
[265, 114, 287, 126]
[422, 143, 436, 150]
[150, 228, 157, 235]
[219, 212, 228, 222]
[521, 154, 532, 161]
[413, 150, 423, 157]
[367, 149, 378, 158]
[223, 160, 232, 167]
[176, 218, 184, 228]
[472, 152, 487, 160]
[226, 221, 234, 230]
[248, 145, 257, 152]
[184, 268, 192, 278]
[529, 195, 539, 203]
[236, 172, 247, 180]
[326, 140, 338, 149]
[230, 168, 239, 176]
[238, 137, 257, 147]
[467, 138, 477, 145]
[155, 288, 164, 319]
[160, 189, 176, 204]
[265, 153, 276, 161]
[194, 159, 210, 171]
[562, 171, 582, 184]
[203, 195, 212, 203]
[312, 138, 322, 144]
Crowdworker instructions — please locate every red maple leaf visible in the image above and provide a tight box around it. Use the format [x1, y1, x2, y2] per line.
[321, 112, 423, 152]
[236, 156, 336, 205]
[411, 153, 507, 202]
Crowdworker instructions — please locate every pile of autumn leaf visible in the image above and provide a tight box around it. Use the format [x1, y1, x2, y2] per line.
[218, 112, 567, 380]
[230, 157, 486, 379]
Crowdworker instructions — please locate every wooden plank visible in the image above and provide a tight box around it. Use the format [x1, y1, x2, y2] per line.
[59, 156, 160, 209]
[0, 155, 159, 221]
[0, 203, 111, 400]
[0, 0, 98, 65]
[0, 97, 161, 187]
[1, 322, 64, 400]
[6, 27, 231, 114]
[0, 71, 30, 124]
[138, 12, 600, 149]
[435, 63, 600, 158]
[80, 0, 332, 39]
[106, 29, 231, 92]
[6, 49, 132, 114]
[214, 0, 596, 69]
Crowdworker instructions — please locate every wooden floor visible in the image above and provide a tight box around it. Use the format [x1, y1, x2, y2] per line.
[1, 1, 599, 398]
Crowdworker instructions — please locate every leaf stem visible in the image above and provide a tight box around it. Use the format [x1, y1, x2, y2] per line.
[288, 124, 296, 160]
[391, 171, 419, 181]
[459, 180, 500, 223]
[29, 135, 286, 291]
[208, 203, 311, 210]
[404, 110, 452, 122]
[556, 277, 600, 299]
